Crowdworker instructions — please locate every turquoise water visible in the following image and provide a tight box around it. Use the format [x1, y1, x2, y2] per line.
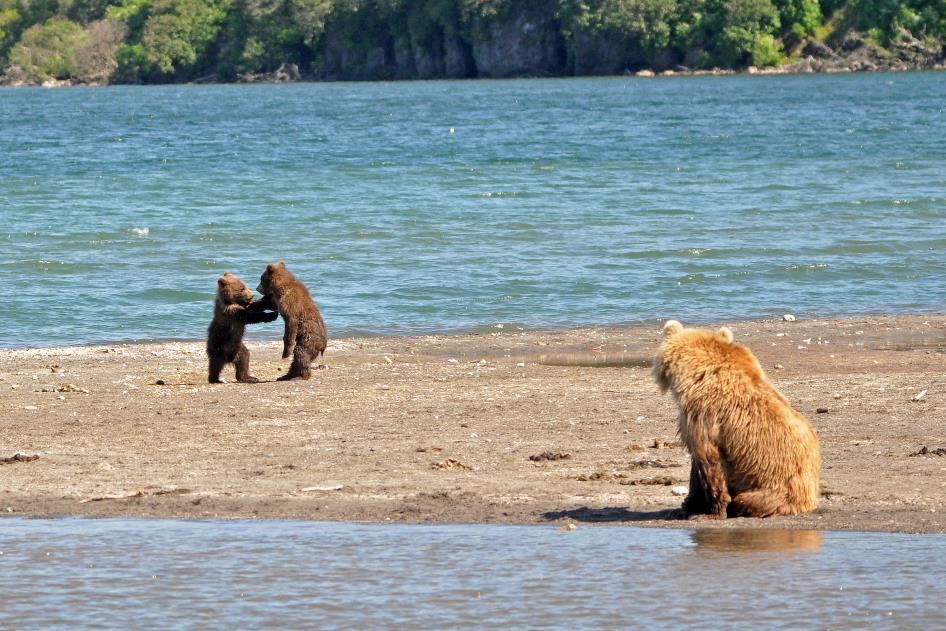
[0, 520, 944, 628]
[2, 73, 944, 348]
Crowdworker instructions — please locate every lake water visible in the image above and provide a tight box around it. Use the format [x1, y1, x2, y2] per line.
[0, 519, 944, 628]
[2, 73, 944, 348]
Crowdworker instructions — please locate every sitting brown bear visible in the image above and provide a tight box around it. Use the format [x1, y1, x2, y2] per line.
[253, 261, 327, 381]
[653, 320, 821, 518]
[207, 272, 278, 383]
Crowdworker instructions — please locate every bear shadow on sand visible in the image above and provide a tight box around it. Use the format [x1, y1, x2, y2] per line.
[541, 506, 684, 523]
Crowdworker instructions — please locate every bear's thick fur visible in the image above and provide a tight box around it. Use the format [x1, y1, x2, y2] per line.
[206, 272, 278, 383]
[653, 320, 820, 518]
[254, 261, 327, 381]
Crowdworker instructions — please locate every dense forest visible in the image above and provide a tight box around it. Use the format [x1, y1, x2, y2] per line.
[1, 0, 944, 84]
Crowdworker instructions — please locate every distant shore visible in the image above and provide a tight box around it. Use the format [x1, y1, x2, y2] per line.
[4, 62, 944, 88]
[2, 314, 945, 532]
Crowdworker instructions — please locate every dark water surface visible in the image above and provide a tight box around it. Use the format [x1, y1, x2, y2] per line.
[2, 73, 945, 347]
[0, 519, 944, 628]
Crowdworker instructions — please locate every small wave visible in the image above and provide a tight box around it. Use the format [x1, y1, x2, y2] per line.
[619, 249, 670, 260]
[6, 259, 104, 274]
[677, 273, 721, 284]
[449, 295, 515, 305]
[782, 263, 829, 273]
[353, 230, 394, 240]
[128, 227, 150, 237]
[650, 208, 692, 216]
[817, 242, 896, 255]
[126, 288, 211, 303]
[477, 191, 526, 198]
[464, 322, 531, 334]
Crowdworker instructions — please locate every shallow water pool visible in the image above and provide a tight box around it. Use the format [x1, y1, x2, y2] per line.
[1, 519, 943, 628]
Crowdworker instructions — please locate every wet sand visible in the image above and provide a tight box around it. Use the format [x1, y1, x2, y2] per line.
[2, 314, 945, 532]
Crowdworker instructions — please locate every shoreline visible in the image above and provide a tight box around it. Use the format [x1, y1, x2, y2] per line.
[3, 304, 939, 353]
[2, 313, 946, 532]
[2, 65, 945, 89]
[5, 67, 945, 89]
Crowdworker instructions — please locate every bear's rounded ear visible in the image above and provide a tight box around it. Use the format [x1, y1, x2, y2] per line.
[217, 277, 228, 287]
[718, 327, 734, 343]
[265, 262, 276, 272]
[276, 260, 286, 268]
[663, 320, 683, 337]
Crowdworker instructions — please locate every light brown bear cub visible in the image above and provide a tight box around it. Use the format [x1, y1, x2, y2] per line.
[653, 320, 820, 518]
[253, 261, 327, 381]
[207, 272, 278, 383]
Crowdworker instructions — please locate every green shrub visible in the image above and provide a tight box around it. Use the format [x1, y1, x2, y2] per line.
[751, 31, 784, 63]
[8, 17, 87, 80]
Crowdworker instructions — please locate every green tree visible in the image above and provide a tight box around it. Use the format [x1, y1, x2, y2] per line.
[697, 0, 782, 66]
[557, 0, 682, 53]
[137, 0, 229, 78]
[106, 0, 151, 34]
[66, 0, 115, 22]
[781, 0, 821, 37]
[19, 0, 63, 26]
[8, 15, 86, 79]
[229, 0, 331, 73]
[0, 0, 23, 60]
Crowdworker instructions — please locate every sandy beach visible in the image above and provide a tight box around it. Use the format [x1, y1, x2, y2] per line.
[2, 314, 945, 532]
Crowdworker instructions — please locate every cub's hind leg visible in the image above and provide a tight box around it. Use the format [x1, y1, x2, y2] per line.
[233, 344, 259, 383]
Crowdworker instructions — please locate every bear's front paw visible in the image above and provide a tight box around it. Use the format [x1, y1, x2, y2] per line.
[707, 501, 729, 519]
[681, 495, 709, 515]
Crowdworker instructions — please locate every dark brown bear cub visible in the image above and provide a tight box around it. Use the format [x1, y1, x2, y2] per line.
[253, 261, 327, 381]
[207, 272, 278, 383]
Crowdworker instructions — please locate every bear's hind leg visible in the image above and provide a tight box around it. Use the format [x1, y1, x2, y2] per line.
[278, 345, 313, 381]
[728, 489, 792, 518]
[234, 344, 259, 383]
[681, 460, 712, 515]
[208, 355, 226, 383]
[691, 446, 731, 518]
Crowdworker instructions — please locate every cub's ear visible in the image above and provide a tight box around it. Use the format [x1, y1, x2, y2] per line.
[663, 320, 683, 337]
[217, 277, 228, 287]
[717, 327, 734, 343]
[276, 260, 286, 268]
[265, 262, 277, 272]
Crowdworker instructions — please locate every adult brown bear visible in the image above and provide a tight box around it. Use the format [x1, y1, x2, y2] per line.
[207, 272, 278, 383]
[653, 320, 820, 518]
[253, 261, 327, 381]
